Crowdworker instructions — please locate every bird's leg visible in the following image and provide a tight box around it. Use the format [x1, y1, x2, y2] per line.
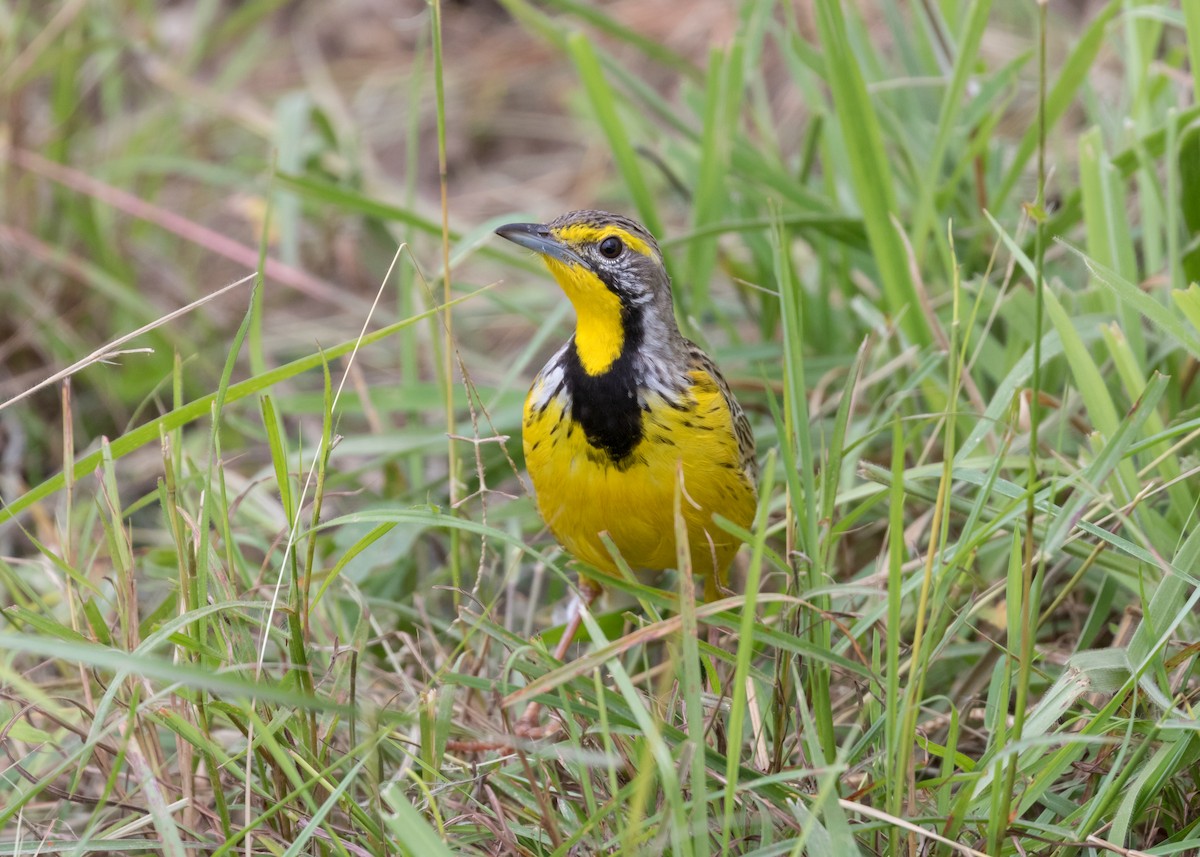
[514, 578, 602, 738]
[445, 579, 602, 753]
[703, 570, 728, 660]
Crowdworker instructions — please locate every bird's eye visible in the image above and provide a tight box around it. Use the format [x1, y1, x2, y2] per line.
[598, 236, 624, 259]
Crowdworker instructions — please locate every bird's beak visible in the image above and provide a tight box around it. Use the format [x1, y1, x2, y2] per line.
[495, 222, 587, 267]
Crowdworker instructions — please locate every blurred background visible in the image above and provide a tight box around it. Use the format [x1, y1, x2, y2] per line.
[2, 0, 1115, 473]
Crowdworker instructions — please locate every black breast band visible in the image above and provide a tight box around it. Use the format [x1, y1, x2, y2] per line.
[562, 307, 644, 463]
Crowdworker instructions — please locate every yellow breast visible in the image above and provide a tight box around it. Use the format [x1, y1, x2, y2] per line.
[523, 366, 757, 598]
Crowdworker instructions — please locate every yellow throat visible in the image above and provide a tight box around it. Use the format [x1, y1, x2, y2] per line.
[544, 257, 625, 376]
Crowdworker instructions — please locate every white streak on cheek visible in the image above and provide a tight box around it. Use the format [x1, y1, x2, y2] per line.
[529, 347, 569, 409]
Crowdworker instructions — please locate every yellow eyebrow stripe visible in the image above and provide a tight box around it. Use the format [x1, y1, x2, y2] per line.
[553, 224, 656, 258]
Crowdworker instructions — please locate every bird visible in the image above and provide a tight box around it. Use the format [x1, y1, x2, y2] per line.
[495, 210, 758, 737]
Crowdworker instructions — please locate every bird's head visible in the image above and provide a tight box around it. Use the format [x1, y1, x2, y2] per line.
[496, 210, 677, 376]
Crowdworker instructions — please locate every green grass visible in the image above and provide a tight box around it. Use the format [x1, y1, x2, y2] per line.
[2, 1, 1200, 854]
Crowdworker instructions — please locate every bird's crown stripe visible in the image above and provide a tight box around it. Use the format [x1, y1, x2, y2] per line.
[553, 224, 656, 258]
